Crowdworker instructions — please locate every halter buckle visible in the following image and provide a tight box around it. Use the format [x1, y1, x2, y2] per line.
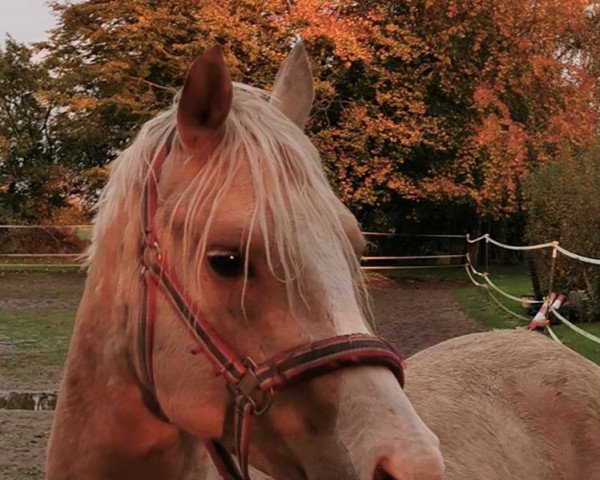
[141, 240, 162, 267]
[228, 358, 273, 416]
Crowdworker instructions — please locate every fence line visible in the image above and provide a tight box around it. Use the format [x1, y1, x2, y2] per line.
[2, 226, 598, 347]
[547, 326, 561, 343]
[464, 263, 532, 323]
[465, 239, 600, 346]
[555, 245, 600, 266]
[361, 264, 465, 271]
[361, 254, 464, 261]
[363, 232, 464, 238]
[481, 273, 544, 305]
[550, 307, 600, 345]
[466, 233, 600, 264]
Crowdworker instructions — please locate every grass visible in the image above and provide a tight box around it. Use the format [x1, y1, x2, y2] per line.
[0, 309, 76, 380]
[550, 323, 600, 364]
[380, 264, 600, 364]
[0, 272, 83, 386]
[451, 265, 600, 364]
[453, 265, 532, 329]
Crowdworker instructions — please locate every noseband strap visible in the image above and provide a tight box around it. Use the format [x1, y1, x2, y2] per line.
[138, 134, 405, 480]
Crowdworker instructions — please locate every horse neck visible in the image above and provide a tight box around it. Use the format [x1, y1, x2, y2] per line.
[47, 233, 204, 480]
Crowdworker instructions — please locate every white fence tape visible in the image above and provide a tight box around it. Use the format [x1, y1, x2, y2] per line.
[361, 264, 465, 271]
[467, 233, 600, 263]
[549, 307, 600, 345]
[466, 233, 488, 244]
[481, 274, 544, 305]
[466, 258, 600, 345]
[555, 246, 600, 266]
[486, 236, 556, 251]
[486, 290, 532, 322]
[465, 263, 533, 321]
[546, 326, 562, 343]
[464, 264, 486, 287]
[362, 254, 464, 261]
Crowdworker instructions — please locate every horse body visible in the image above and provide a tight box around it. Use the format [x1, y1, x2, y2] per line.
[406, 330, 600, 480]
[46, 43, 600, 480]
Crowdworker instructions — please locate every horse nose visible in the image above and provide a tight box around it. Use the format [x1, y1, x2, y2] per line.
[373, 452, 444, 480]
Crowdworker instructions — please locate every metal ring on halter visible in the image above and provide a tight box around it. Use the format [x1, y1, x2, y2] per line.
[228, 358, 274, 416]
[142, 241, 163, 267]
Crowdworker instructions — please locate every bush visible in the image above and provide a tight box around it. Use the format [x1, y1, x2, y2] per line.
[526, 144, 600, 321]
[0, 227, 88, 254]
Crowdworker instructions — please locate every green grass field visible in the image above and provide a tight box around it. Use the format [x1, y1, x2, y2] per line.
[0, 309, 76, 382]
[452, 266, 600, 364]
[0, 272, 84, 387]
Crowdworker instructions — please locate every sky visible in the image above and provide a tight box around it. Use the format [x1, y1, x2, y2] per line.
[0, 0, 57, 45]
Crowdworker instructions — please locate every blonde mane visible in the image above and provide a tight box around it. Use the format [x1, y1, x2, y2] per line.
[87, 82, 365, 311]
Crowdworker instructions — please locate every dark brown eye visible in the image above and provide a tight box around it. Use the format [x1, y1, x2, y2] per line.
[207, 250, 244, 278]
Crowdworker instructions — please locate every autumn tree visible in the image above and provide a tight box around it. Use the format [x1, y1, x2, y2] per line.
[41, 0, 290, 167]
[39, 0, 600, 233]
[285, 0, 599, 232]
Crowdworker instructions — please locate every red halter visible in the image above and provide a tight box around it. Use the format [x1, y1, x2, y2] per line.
[138, 133, 405, 480]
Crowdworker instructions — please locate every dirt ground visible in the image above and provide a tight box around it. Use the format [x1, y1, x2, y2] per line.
[0, 273, 483, 480]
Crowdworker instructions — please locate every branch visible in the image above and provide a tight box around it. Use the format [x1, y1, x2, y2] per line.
[132, 76, 178, 94]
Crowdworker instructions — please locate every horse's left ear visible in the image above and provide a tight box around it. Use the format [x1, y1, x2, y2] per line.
[270, 43, 315, 129]
[177, 46, 233, 151]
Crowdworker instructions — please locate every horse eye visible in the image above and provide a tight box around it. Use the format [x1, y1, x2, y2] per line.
[207, 250, 244, 278]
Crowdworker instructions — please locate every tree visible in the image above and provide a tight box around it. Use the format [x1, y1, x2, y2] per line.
[40, 0, 290, 170]
[286, 0, 599, 231]
[0, 39, 67, 223]
[39, 0, 600, 233]
[526, 143, 600, 321]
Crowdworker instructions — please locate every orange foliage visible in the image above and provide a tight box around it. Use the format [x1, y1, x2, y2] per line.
[284, 0, 599, 219]
[44, 0, 600, 223]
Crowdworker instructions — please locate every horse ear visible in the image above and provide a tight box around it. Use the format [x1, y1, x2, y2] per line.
[270, 43, 314, 129]
[177, 46, 233, 151]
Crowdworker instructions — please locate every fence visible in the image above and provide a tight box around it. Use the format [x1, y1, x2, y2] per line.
[466, 234, 600, 346]
[1, 225, 599, 346]
[0, 226, 468, 271]
[0, 224, 91, 269]
[361, 232, 467, 271]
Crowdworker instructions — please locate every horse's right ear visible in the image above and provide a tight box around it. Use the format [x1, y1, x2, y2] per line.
[177, 46, 233, 151]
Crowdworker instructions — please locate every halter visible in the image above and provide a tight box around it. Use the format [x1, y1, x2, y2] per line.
[138, 132, 405, 480]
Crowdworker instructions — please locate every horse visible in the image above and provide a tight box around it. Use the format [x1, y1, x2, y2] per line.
[45, 44, 600, 480]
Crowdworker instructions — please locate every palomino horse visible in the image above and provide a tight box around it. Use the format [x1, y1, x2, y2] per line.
[46, 45, 599, 480]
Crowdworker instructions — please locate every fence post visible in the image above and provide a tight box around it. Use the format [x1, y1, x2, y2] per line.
[547, 241, 559, 296]
[466, 234, 480, 269]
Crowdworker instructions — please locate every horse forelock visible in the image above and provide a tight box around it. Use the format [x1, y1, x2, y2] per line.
[87, 82, 367, 315]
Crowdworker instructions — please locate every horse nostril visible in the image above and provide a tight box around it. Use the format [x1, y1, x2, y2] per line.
[373, 464, 398, 480]
[373, 452, 444, 480]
